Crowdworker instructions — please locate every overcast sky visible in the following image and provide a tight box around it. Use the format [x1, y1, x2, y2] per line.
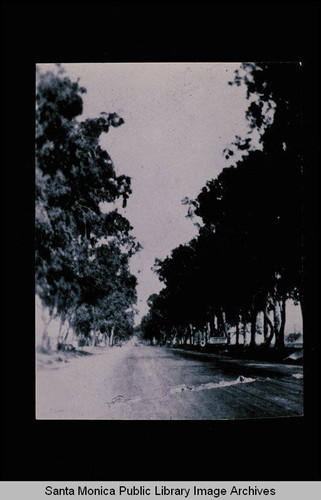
[38, 62, 302, 331]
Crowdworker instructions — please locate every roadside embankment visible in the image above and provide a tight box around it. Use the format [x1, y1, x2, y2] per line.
[168, 343, 303, 365]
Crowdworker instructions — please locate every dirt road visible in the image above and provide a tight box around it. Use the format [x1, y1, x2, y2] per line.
[36, 340, 303, 420]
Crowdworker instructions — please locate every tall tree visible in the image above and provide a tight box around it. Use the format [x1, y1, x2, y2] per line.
[229, 62, 303, 349]
[149, 63, 303, 352]
[36, 66, 139, 349]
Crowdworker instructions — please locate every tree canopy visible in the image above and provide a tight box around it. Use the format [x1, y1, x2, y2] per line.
[141, 63, 303, 352]
[36, 66, 140, 347]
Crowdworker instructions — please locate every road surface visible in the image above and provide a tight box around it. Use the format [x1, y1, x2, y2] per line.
[36, 341, 303, 420]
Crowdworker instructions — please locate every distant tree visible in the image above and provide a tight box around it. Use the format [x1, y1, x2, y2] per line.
[140, 293, 168, 344]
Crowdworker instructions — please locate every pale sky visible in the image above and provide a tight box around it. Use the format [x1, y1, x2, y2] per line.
[38, 63, 302, 331]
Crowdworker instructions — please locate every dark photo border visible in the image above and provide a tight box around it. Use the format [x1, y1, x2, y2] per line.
[1, 0, 320, 482]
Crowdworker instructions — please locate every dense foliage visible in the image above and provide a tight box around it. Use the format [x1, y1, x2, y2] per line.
[36, 66, 140, 349]
[141, 63, 303, 351]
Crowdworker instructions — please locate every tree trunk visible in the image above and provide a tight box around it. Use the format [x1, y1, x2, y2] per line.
[272, 299, 280, 350]
[40, 307, 53, 353]
[263, 308, 268, 342]
[219, 307, 230, 343]
[206, 322, 211, 343]
[235, 317, 240, 346]
[240, 315, 247, 345]
[109, 326, 114, 347]
[299, 298, 304, 332]
[263, 308, 274, 347]
[274, 297, 286, 350]
[214, 314, 218, 331]
[250, 307, 257, 347]
[57, 318, 64, 344]
[211, 314, 217, 336]
[62, 324, 71, 343]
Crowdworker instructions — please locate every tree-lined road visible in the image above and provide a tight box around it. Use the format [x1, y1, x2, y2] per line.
[37, 342, 303, 420]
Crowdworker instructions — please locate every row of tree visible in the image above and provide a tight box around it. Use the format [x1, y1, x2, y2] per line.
[141, 63, 303, 351]
[36, 66, 140, 351]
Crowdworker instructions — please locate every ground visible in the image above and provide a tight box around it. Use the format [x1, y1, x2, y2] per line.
[36, 339, 303, 420]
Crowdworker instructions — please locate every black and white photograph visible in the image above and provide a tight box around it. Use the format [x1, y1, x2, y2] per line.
[35, 62, 304, 421]
[2, 0, 320, 488]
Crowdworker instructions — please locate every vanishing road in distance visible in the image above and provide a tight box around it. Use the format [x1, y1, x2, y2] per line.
[37, 340, 303, 420]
